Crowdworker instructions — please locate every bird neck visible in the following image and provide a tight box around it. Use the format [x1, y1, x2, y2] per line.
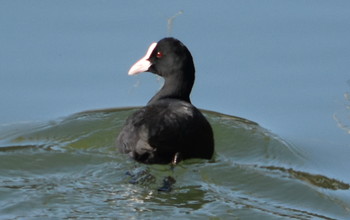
[148, 72, 194, 105]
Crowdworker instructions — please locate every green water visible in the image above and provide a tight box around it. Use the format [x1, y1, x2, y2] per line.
[0, 108, 349, 219]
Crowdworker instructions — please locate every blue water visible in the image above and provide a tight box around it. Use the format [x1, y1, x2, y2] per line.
[1, 1, 350, 219]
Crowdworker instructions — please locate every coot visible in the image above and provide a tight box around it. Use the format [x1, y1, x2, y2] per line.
[117, 38, 214, 164]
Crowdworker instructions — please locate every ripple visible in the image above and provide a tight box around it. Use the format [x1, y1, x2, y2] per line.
[0, 107, 349, 219]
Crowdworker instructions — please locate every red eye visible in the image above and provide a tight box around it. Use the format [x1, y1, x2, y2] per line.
[156, 51, 163, 58]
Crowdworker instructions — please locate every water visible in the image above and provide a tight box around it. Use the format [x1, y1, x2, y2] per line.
[1, 108, 349, 219]
[1, 1, 350, 219]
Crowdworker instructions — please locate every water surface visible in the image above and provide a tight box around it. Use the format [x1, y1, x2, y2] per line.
[1, 108, 349, 219]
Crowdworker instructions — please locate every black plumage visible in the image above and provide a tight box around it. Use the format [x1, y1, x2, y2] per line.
[117, 38, 214, 164]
